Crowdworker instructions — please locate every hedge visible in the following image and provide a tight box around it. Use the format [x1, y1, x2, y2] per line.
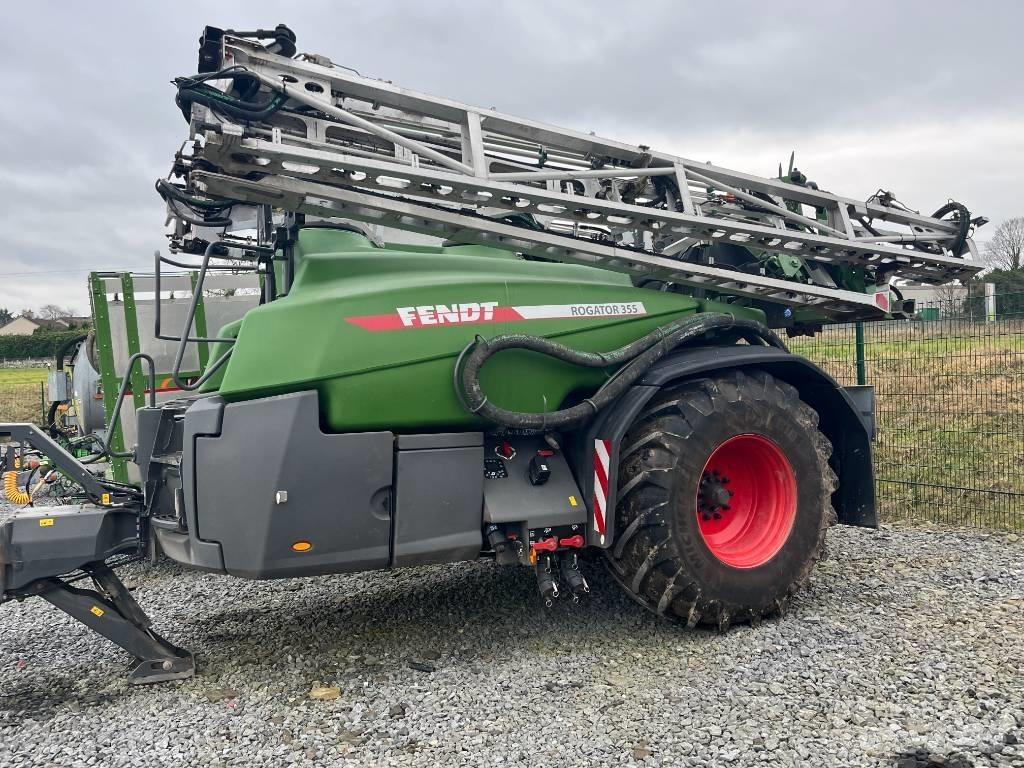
[0, 330, 88, 361]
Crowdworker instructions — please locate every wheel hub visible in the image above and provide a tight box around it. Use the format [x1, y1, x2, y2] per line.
[695, 434, 798, 569]
[698, 471, 733, 520]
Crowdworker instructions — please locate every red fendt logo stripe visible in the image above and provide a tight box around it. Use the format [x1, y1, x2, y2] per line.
[345, 302, 647, 331]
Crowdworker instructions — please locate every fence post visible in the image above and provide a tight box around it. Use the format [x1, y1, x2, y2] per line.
[854, 321, 866, 386]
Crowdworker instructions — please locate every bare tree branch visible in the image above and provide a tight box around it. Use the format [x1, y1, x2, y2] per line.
[985, 216, 1024, 270]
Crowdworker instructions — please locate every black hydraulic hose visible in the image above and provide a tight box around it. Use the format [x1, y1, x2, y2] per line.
[46, 333, 88, 437]
[225, 25, 298, 58]
[155, 179, 233, 211]
[455, 313, 786, 430]
[932, 201, 971, 256]
[45, 402, 60, 437]
[174, 77, 289, 124]
[22, 465, 39, 506]
[54, 333, 88, 372]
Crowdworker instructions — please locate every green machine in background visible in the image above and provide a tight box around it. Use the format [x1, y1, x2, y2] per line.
[47, 270, 261, 483]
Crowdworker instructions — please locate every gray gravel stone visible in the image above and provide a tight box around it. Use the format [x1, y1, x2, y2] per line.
[0, 511, 1022, 767]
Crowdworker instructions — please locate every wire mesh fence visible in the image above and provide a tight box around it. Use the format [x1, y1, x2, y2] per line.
[792, 287, 1024, 532]
[1, 290, 1022, 531]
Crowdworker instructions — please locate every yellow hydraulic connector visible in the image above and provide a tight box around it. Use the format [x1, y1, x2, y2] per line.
[3, 471, 30, 505]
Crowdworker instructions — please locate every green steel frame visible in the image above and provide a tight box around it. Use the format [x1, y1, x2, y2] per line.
[88, 272, 207, 484]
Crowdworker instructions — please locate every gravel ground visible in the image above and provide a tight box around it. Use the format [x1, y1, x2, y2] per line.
[0, 510, 1021, 768]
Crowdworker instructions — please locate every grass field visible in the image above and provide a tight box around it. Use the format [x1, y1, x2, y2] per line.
[0, 367, 47, 384]
[0, 368, 47, 423]
[794, 321, 1024, 531]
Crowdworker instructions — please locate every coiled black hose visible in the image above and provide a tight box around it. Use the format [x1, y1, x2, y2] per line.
[931, 201, 971, 256]
[174, 67, 289, 124]
[455, 313, 786, 430]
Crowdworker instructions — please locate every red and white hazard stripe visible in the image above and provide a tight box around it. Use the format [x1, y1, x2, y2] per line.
[593, 438, 612, 537]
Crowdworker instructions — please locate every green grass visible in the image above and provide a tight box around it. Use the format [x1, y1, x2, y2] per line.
[0, 368, 47, 423]
[793, 324, 1024, 531]
[0, 367, 48, 384]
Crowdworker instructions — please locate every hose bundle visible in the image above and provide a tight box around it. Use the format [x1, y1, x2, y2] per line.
[455, 313, 786, 430]
[3, 471, 30, 505]
[174, 66, 289, 124]
[155, 179, 235, 228]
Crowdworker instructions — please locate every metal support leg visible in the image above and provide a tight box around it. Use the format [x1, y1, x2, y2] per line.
[37, 564, 194, 684]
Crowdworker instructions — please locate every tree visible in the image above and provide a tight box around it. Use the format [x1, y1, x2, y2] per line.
[985, 217, 1024, 271]
[0, 308, 11, 325]
[39, 304, 74, 321]
[930, 282, 967, 317]
[19, 308, 35, 319]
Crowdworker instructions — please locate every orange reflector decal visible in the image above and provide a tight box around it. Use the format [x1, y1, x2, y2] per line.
[292, 541, 313, 552]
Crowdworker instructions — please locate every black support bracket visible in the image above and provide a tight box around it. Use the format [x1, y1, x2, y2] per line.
[30, 563, 194, 684]
[0, 423, 135, 506]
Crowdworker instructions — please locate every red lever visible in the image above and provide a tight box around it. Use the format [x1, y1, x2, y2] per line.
[559, 535, 585, 549]
[531, 536, 559, 552]
[500, 440, 515, 458]
[537, 448, 555, 457]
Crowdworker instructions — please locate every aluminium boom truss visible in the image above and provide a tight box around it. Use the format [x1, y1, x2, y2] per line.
[165, 26, 983, 325]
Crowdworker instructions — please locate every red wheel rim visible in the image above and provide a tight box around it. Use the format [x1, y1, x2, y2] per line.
[695, 434, 797, 569]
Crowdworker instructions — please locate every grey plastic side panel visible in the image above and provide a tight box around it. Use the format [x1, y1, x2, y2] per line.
[392, 443, 483, 567]
[195, 391, 393, 578]
[179, 396, 227, 571]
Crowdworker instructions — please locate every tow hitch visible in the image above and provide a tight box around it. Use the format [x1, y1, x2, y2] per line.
[11, 561, 194, 684]
[1, 423, 194, 684]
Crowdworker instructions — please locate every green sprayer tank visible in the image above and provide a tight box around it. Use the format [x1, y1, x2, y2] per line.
[205, 227, 762, 431]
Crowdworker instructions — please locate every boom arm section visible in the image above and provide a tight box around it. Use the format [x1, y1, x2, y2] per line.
[164, 25, 983, 325]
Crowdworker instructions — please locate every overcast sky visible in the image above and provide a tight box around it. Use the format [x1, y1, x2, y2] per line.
[0, 1, 1021, 314]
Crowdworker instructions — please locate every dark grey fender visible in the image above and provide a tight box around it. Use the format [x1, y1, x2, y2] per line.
[572, 345, 876, 548]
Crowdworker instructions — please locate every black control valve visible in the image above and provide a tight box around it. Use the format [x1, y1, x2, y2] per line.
[528, 451, 552, 486]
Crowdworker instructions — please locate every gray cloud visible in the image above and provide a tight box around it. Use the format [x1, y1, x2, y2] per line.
[0, 0, 1021, 312]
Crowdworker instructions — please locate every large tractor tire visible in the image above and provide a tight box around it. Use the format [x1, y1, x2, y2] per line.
[607, 369, 837, 629]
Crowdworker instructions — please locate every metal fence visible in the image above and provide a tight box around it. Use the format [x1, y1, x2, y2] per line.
[1, 289, 1022, 532]
[792, 288, 1024, 532]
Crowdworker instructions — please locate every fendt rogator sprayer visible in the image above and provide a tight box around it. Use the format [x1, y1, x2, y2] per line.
[0, 25, 985, 682]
